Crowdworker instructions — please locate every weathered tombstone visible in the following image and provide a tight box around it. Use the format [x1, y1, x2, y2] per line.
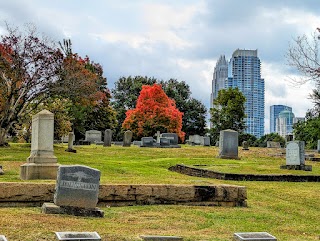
[242, 141, 249, 150]
[20, 110, 59, 180]
[55, 232, 101, 241]
[85, 130, 101, 144]
[267, 141, 281, 148]
[65, 132, 76, 153]
[317, 140, 320, 153]
[133, 141, 142, 146]
[280, 141, 312, 171]
[160, 133, 178, 145]
[233, 232, 277, 241]
[141, 137, 154, 147]
[0, 165, 4, 175]
[123, 130, 132, 147]
[200, 136, 210, 146]
[188, 135, 195, 145]
[42, 165, 104, 217]
[219, 129, 239, 159]
[103, 129, 112, 147]
[160, 137, 171, 146]
[0, 235, 7, 241]
[140, 235, 183, 241]
[215, 141, 219, 147]
[193, 134, 201, 145]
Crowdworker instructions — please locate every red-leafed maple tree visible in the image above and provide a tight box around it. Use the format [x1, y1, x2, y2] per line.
[122, 84, 185, 141]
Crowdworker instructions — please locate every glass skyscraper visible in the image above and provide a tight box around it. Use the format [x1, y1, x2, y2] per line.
[211, 55, 228, 110]
[270, 105, 292, 133]
[225, 49, 265, 138]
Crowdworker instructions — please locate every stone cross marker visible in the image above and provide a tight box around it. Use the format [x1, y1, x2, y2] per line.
[103, 129, 112, 147]
[54, 165, 100, 209]
[219, 129, 239, 159]
[20, 110, 59, 180]
[155, 131, 161, 144]
[123, 130, 132, 147]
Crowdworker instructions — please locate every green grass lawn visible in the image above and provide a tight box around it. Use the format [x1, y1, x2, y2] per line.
[0, 144, 319, 241]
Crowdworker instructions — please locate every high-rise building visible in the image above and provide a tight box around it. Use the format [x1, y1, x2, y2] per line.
[225, 49, 265, 138]
[270, 105, 292, 133]
[276, 109, 295, 138]
[210, 55, 228, 110]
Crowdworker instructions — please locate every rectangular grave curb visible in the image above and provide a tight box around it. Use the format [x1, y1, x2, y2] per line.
[0, 183, 246, 207]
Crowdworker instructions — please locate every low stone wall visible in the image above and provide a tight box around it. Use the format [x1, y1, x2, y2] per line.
[169, 164, 320, 182]
[0, 183, 247, 207]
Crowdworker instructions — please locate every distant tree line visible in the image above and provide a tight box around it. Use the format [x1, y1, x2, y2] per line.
[0, 23, 207, 145]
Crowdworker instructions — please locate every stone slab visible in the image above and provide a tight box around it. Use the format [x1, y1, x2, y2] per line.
[286, 141, 305, 165]
[233, 232, 277, 241]
[280, 165, 312, 171]
[55, 231, 101, 240]
[54, 165, 100, 209]
[42, 202, 104, 218]
[140, 235, 183, 240]
[20, 163, 59, 180]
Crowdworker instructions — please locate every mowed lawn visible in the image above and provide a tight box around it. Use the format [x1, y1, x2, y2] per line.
[0, 143, 319, 241]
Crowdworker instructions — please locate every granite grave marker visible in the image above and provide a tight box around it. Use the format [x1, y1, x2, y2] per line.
[219, 129, 239, 159]
[103, 129, 112, 147]
[123, 130, 132, 147]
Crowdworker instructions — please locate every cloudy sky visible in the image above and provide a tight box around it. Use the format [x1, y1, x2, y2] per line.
[1, 0, 319, 133]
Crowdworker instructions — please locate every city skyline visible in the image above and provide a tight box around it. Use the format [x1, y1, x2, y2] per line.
[212, 49, 265, 138]
[0, 1, 318, 133]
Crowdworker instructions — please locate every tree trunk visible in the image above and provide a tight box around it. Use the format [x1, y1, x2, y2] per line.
[0, 128, 9, 147]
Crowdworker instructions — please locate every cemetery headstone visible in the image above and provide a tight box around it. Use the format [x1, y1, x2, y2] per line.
[160, 133, 178, 145]
[141, 137, 154, 147]
[280, 141, 312, 171]
[65, 132, 76, 153]
[193, 134, 201, 145]
[123, 130, 133, 147]
[219, 129, 239, 159]
[215, 141, 219, 147]
[233, 232, 277, 241]
[55, 232, 101, 241]
[160, 137, 171, 146]
[103, 129, 112, 147]
[0, 235, 7, 241]
[200, 136, 210, 146]
[242, 141, 249, 150]
[85, 130, 102, 144]
[20, 110, 59, 180]
[133, 141, 142, 146]
[140, 235, 183, 241]
[317, 140, 320, 153]
[188, 135, 195, 145]
[267, 141, 281, 148]
[42, 165, 104, 217]
[0, 166, 3, 175]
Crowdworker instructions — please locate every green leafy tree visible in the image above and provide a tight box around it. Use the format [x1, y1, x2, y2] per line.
[209, 88, 246, 144]
[239, 133, 257, 147]
[293, 112, 320, 149]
